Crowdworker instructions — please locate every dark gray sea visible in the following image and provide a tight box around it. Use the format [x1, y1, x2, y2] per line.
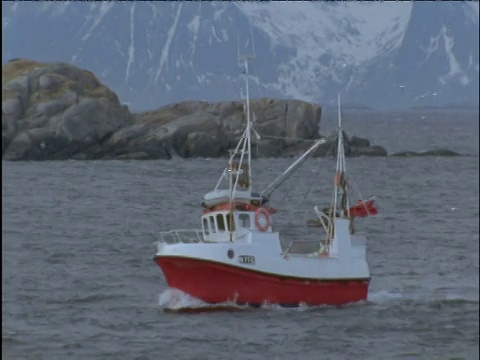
[3, 110, 479, 359]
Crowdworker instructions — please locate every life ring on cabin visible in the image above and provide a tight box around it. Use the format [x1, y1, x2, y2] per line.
[255, 208, 270, 232]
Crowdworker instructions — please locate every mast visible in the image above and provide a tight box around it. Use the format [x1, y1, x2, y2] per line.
[337, 94, 350, 218]
[244, 57, 253, 190]
[227, 55, 254, 241]
[229, 152, 234, 242]
[333, 95, 342, 217]
[328, 94, 347, 243]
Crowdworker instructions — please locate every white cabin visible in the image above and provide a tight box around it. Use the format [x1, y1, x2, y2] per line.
[201, 210, 272, 242]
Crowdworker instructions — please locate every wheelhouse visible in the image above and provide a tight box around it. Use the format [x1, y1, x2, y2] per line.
[201, 210, 271, 242]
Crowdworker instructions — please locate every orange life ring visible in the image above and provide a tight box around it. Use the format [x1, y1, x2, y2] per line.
[255, 208, 270, 232]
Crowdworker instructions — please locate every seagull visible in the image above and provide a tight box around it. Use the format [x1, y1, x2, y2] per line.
[414, 92, 428, 102]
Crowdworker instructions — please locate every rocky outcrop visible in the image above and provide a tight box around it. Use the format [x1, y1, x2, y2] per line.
[129, 99, 385, 159]
[2, 59, 137, 160]
[391, 149, 461, 157]
[311, 131, 387, 157]
[2, 60, 323, 160]
[131, 98, 321, 159]
[3, 59, 461, 161]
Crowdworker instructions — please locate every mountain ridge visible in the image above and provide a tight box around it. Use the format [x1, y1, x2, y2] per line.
[2, 2, 478, 111]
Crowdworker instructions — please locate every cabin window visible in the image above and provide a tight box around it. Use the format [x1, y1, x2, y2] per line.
[226, 213, 236, 231]
[203, 217, 210, 235]
[209, 216, 216, 233]
[216, 214, 226, 232]
[238, 213, 251, 228]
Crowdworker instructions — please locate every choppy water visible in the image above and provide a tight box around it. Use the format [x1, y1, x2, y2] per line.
[3, 112, 479, 359]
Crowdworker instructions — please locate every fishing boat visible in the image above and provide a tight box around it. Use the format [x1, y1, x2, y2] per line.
[153, 57, 378, 307]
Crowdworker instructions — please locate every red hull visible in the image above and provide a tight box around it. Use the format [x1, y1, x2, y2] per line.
[155, 256, 369, 306]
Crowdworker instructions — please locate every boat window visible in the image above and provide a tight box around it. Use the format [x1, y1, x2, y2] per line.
[216, 214, 226, 232]
[203, 217, 209, 235]
[209, 216, 216, 233]
[226, 213, 236, 231]
[238, 213, 251, 228]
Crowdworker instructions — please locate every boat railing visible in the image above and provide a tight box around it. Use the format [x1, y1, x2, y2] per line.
[158, 229, 204, 244]
[313, 206, 331, 229]
[282, 239, 327, 256]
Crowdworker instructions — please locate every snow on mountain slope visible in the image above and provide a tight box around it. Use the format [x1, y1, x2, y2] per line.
[355, 1, 480, 108]
[237, 2, 411, 62]
[236, 2, 412, 101]
[2, 2, 478, 111]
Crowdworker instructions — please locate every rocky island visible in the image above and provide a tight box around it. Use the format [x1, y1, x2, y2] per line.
[2, 59, 460, 161]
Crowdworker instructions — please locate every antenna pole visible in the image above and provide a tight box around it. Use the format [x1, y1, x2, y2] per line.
[237, 33, 240, 61]
[243, 57, 253, 192]
[250, 26, 257, 59]
[337, 93, 342, 129]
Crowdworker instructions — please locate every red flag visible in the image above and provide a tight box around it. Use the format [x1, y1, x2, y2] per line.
[349, 198, 378, 217]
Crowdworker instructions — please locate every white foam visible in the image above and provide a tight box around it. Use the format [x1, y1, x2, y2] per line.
[159, 288, 371, 311]
[159, 288, 208, 309]
[367, 290, 403, 304]
[158, 288, 248, 311]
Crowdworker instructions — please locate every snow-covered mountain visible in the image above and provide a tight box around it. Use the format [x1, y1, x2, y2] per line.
[2, 1, 479, 111]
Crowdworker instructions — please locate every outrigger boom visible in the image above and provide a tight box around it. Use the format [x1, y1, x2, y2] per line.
[260, 137, 327, 200]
